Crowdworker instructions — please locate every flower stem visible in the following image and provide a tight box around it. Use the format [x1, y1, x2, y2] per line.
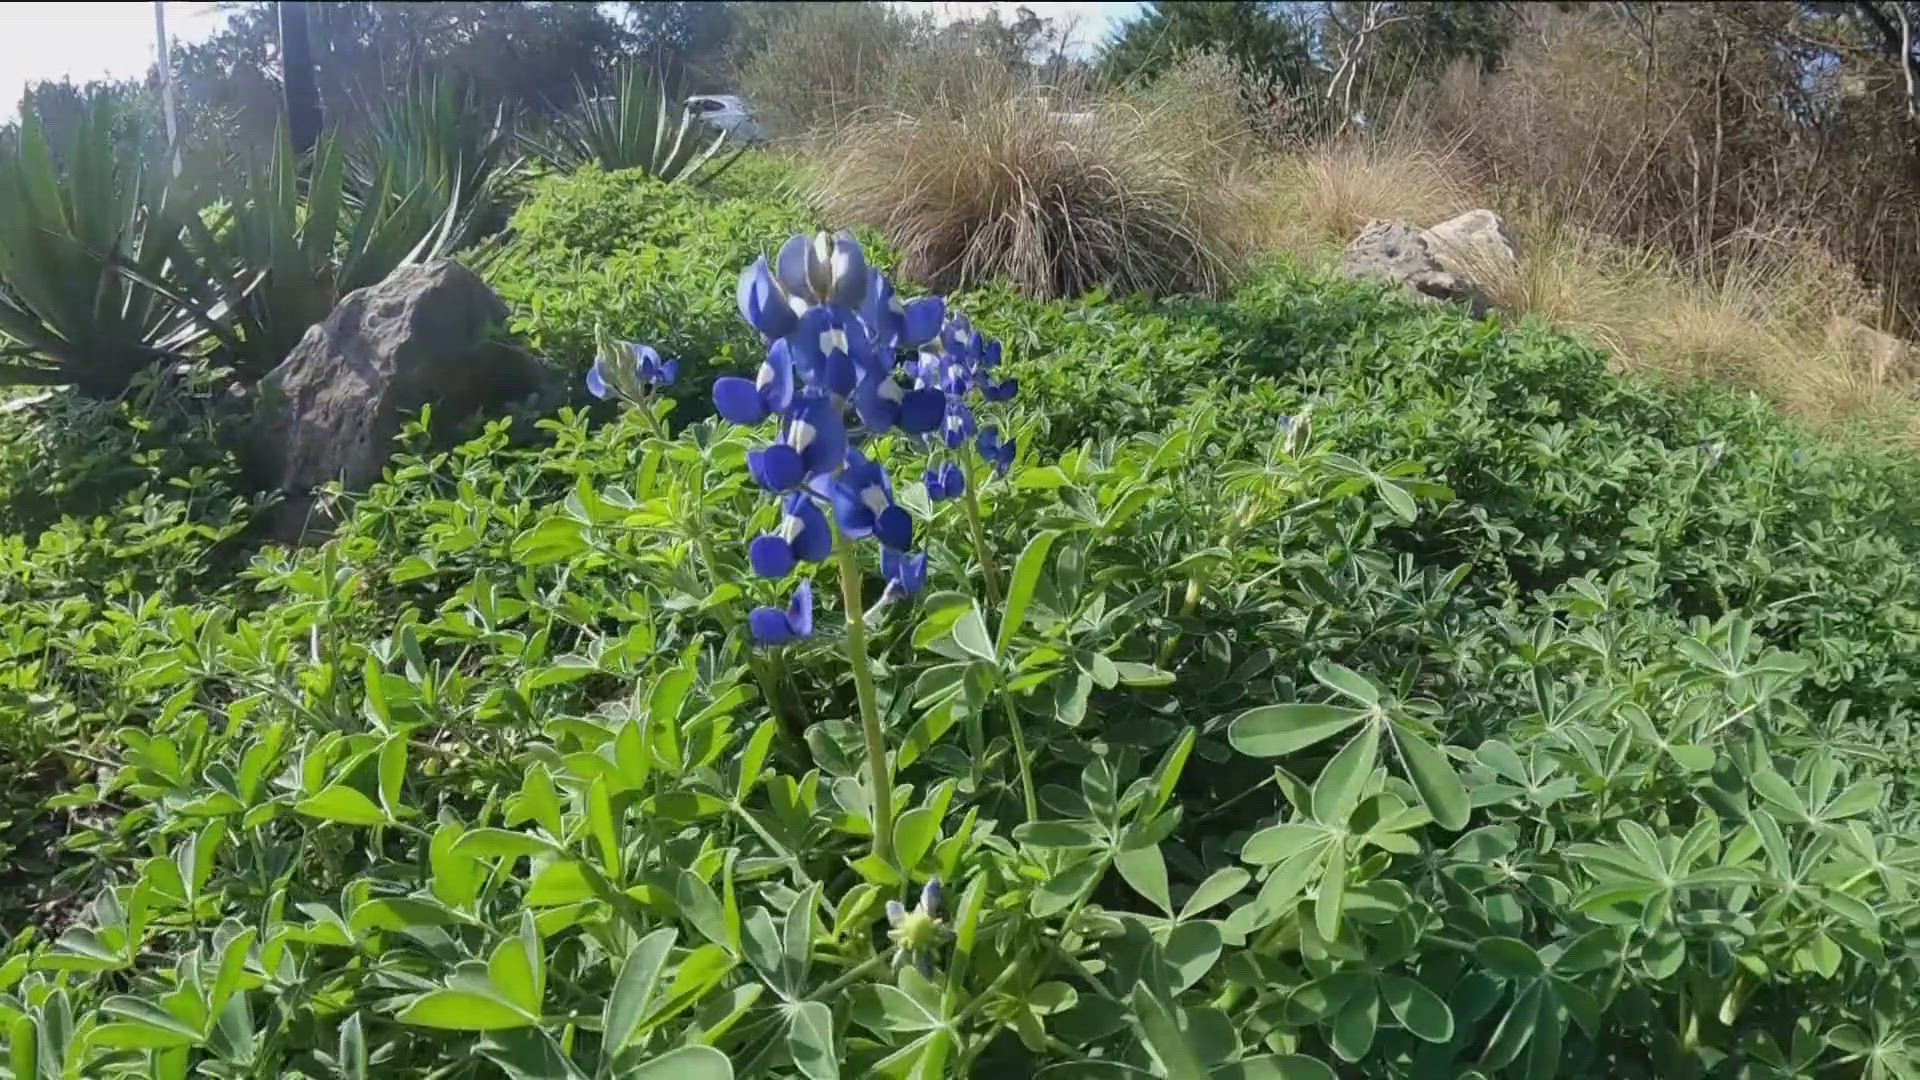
[837, 543, 894, 867]
[997, 682, 1039, 824]
[958, 459, 1002, 609]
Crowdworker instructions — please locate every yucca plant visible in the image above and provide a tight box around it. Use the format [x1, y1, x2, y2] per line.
[350, 77, 515, 247]
[530, 64, 739, 182]
[179, 127, 463, 379]
[0, 102, 232, 396]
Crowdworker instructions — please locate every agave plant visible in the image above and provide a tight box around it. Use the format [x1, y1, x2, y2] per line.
[350, 76, 515, 248]
[178, 127, 463, 379]
[0, 102, 232, 396]
[531, 64, 739, 182]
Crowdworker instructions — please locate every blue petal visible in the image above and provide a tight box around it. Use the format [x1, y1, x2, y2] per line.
[789, 501, 834, 562]
[829, 482, 873, 538]
[827, 231, 869, 308]
[713, 377, 767, 424]
[748, 535, 796, 579]
[787, 397, 847, 479]
[659, 359, 679, 386]
[586, 359, 613, 400]
[752, 444, 806, 492]
[749, 605, 798, 645]
[899, 387, 946, 435]
[901, 296, 946, 347]
[874, 505, 913, 550]
[774, 235, 814, 302]
[940, 462, 965, 500]
[921, 877, 943, 916]
[759, 341, 796, 413]
[787, 580, 814, 637]
[738, 257, 797, 339]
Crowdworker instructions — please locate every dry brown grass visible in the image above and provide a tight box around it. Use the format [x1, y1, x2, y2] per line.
[1254, 130, 1920, 439]
[806, 86, 1262, 300]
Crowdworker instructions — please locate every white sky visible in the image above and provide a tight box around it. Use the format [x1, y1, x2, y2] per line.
[0, 1, 1146, 116]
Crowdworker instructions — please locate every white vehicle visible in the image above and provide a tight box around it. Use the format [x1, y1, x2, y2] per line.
[685, 94, 765, 144]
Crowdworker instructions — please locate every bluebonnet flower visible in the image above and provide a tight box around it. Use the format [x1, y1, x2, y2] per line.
[829, 451, 913, 550]
[791, 305, 866, 397]
[701, 230, 1031, 631]
[737, 256, 799, 339]
[588, 338, 678, 402]
[924, 462, 965, 502]
[854, 373, 946, 435]
[748, 580, 813, 646]
[748, 493, 833, 579]
[746, 395, 847, 493]
[883, 549, 927, 597]
[887, 878, 949, 976]
[977, 425, 1016, 476]
[775, 231, 868, 310]
[713, 340, 796, 425]
[941, 399, 976, 450]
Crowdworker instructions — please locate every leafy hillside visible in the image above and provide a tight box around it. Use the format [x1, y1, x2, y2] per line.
[0, 167, 1916, 1079]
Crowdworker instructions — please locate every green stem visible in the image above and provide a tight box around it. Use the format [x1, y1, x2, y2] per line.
[958, 460, 1003, 608]
[837, 544, 895, 867]
[997, 682, 1039, 824]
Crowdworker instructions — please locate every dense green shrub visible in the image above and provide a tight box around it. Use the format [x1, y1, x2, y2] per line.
[484, 167, 817, 408]
[0, 171, 1918, 1079]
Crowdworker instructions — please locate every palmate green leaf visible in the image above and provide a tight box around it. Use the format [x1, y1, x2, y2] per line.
[1315, 841, 1348, 942]
[1390, 724, 1470, 831]
[1381, 975, 1454, 1043]
[951, 603, 997, 664]
[1116, 843, 1173, 916]
[398, 989, 533, 1031]
[604, 928, 677, 1057]
[1163, 922, 1223, 992]
[850, 983, 945, 1034]
[1132, 984, 1208, 1080]
[1180, 868, 1250, 920]
[1033, 860, 1105, 917]
[788, 1001, 838, 1080]
[998, 529, 1061, 658]
[1229, 704, 1367, 758]
[295, 785, 389, 827]
[489, 913, 546, 1016]
[1329, 981, 1379, 1062]
[1312, 723, 1378, 827]
[1210, 1055, 1337, 1080]
[619, 1045, 733, 1080]
[1477, 937, 1547, 981]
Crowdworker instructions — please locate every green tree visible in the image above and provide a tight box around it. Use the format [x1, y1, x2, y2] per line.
[1098, 1, 1317, 90]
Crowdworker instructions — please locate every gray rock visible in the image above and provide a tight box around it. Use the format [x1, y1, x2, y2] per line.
[263, 259, 544, 541]
[1423, 209, 1518, 275]
[1339, 219, 1489, 319]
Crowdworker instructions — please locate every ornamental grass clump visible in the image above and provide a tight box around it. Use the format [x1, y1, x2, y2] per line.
[808, 91, 1259, 300]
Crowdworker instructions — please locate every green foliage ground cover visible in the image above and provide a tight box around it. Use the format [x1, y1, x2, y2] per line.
[0, 166, 1917, 1078]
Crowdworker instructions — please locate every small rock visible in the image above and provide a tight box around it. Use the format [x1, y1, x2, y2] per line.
[263, 259, 546, 542]
[1423, 209, 1518, 276]
[1340, 219, 1489, 318]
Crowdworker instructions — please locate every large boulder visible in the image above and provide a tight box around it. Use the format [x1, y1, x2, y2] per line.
[262, 260, 545, 541]
[1422, 209, 1518, 277]
[1339, 219, 1489, 318]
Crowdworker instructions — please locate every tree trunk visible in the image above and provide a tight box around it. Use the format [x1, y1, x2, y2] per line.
[279, 1, 323, 154]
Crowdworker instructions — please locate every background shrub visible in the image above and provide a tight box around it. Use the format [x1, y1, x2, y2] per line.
[809, 88, 1262, 299]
